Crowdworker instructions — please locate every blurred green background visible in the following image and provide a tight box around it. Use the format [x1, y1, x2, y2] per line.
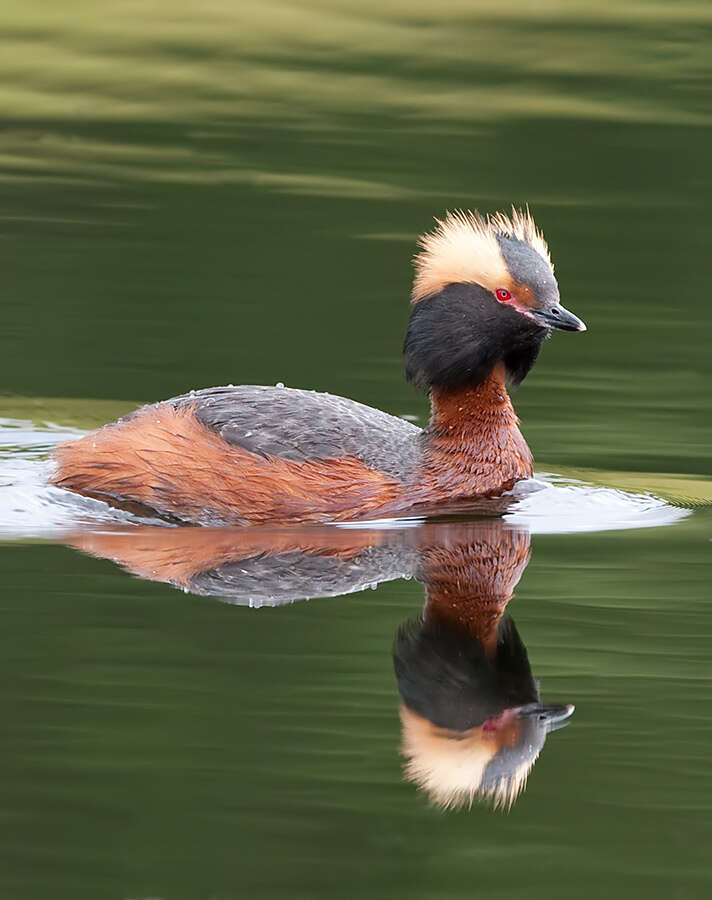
[1, 1, 711, 898]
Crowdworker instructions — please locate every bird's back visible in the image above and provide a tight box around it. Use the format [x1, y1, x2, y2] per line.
[169, 385, 421, 478]
[51, 385, 422, 525]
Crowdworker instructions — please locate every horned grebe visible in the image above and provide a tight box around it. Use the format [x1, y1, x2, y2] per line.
[52, 208, 585, 525]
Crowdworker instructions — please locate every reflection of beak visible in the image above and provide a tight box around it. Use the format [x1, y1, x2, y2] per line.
[516, 702, 575, 732]
[533, 304, 587, 332]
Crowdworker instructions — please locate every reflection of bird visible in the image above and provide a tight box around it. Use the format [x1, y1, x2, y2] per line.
[66, 524, 412, 606]
[394, 525, 573, 810]
[51, 209, 585, 526]
[64, 519, 573, 809]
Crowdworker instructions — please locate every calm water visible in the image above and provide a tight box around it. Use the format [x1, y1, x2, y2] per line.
[1, 1, 711, 898]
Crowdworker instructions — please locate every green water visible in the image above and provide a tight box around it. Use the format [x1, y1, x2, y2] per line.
[1, 1, 711, 897]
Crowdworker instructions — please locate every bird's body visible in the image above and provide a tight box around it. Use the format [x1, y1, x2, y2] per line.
[51, 208, 585, 525]
[51, 372, 531, 524]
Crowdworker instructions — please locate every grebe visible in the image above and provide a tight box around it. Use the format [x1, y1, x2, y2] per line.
[52, 208, 586, 525]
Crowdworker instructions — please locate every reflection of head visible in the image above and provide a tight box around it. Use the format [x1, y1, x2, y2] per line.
[394, 614, 572, 810]
[394, 615, 537, 731]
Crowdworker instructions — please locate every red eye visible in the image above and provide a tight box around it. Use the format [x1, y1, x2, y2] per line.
[495, 288, 512, 303]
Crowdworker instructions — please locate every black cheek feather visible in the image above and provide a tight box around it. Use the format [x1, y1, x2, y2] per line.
[503, 333, 547, 388]
[393, 614, 539, 731]
[404, 297, 500, 389]
[404, 283, 546, 391]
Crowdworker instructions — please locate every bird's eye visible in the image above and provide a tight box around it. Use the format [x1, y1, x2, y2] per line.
[495, 288, 512, 303]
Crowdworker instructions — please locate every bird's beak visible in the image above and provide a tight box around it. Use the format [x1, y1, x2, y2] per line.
[533, 304, 587, 332]
[516, 702, 575, 732]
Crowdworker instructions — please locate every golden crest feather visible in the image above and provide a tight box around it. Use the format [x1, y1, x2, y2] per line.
[400, 706, 538, 812]
[412, 207, 553, 303]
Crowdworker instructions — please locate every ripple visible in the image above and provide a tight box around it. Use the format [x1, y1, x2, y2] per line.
[0, 419, 166, 538]
[504, 476, 690, 534]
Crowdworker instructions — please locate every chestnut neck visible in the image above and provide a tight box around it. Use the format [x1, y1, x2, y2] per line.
[423, 591, 508, 659]
[419, 527, 531, 658]
[414, 364, 533, 501]
[429, 363, 513, 430]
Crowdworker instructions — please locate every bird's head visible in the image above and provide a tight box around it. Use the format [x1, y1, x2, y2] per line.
[404, 208, 586, 390]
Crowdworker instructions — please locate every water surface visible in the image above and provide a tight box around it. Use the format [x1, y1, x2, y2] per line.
[1, 1, 711, 898]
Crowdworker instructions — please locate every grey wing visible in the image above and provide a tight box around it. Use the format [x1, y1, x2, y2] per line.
[169, 385, 422, 480]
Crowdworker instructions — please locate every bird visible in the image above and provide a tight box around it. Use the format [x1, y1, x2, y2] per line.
[51, 208, 586, 526]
